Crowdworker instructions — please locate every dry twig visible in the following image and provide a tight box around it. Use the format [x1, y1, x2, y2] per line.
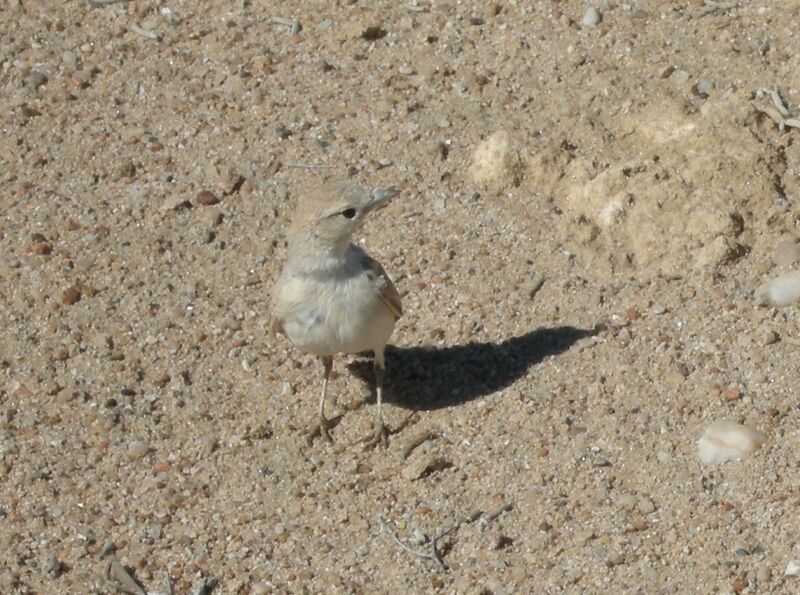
[284, 163, 335, 170]
[379, 501, 513, 571]
[478, 502, 513, 527]
[130, 23, 160, 40]
[379, 518, 448, 571]
[698, 0, 738, 16]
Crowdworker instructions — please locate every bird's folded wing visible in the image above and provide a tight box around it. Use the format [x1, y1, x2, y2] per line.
[361, 254, 403, 320]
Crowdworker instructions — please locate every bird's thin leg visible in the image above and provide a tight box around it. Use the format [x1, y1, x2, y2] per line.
[362, 349, 389, 448]
[306, 355, 334, 443]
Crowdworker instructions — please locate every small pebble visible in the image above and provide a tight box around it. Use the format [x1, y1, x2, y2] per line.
[786, 560, 800, 576]
[637, 497, 656, 515]
[756, 563, 771, 583]
[755, 269, 800, 306]
[773, 238, 800, 266]
[195, 190, 219, 206]
[616, 493, 638, 510]
[606, 552, 625, 567]
[127, 440, 149, 461]
[153, 461, 171, 473]
[100, 540, 116, 556]
[51, 348, 70, 362]
[26, 71, 47, 90]
[582, 6, 601, 27]
[757, 327, 778, 345]
[61, 286, 81, 305]
[361, 26, 387, 40]
[489, 533, 512, 550]
[205, 209, 223, 227]
[723, 388, 742, 402]
[693, 78, 712, 99]
[402, 453, 451, 480]
[42, 553, 61, 575]
[29, 241, 52, 255]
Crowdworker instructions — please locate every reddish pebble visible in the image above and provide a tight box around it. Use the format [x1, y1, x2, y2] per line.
[28, 242, 52, 255]
[153, 461, 171, 474]
[723, 388, 742, 401]
[195, 190, 219, 206]
[62, 286, 82, 305]
[51, 349, 70, 362]
[291, 34, 303, 44]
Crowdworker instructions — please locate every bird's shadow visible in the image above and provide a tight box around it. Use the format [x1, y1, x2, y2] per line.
[347, 325, 597, 411]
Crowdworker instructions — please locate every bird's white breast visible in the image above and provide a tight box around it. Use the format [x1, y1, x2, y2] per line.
[275, 250, 395, 356]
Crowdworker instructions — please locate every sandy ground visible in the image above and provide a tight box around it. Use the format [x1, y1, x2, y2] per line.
[3, 0, 800, 593]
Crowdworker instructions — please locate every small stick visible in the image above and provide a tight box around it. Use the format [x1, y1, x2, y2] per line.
[698, 0, 738, 15]
[478, 501, 513, 527]
[380, 518, 448, 571]
[271, 17, 302, 34]
[405, 4, 429, 12]
[130, 23, 160, 40]
[284, 163, 335, 170]
[769, 88, 791, 117]
[89, 0, 131, 5]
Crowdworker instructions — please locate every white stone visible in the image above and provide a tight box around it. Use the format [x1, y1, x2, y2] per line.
[755, 269, 800, 307]
[785, 560, 800, 576]
[583, 7, 601, 27]
[697, 420, 766, 464]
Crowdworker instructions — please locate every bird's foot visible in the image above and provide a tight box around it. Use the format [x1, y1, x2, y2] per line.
[361, 419, 389, 448]
[305, 415, 339, 445]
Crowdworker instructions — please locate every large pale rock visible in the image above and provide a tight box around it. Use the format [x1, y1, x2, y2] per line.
[540, 94, 778, 278]
[468, 130, 524, 189]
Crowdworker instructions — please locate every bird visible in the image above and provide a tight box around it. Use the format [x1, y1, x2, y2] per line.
[270, 182, 403, 447]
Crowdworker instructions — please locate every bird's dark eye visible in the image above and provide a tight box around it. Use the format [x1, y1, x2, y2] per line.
[341, 208, 356, 219]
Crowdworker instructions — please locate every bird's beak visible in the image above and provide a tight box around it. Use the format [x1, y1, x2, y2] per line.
[366, 187, 401, 212]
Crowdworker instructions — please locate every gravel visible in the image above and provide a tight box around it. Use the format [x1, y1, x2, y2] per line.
[2, 1, 799, 593]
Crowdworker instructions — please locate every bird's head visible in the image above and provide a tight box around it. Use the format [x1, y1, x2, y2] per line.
[289, 182, 400, 261]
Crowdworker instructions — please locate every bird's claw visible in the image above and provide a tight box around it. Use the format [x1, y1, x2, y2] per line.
[305, 416, 335, 445]
[361, 420, 389, 448]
